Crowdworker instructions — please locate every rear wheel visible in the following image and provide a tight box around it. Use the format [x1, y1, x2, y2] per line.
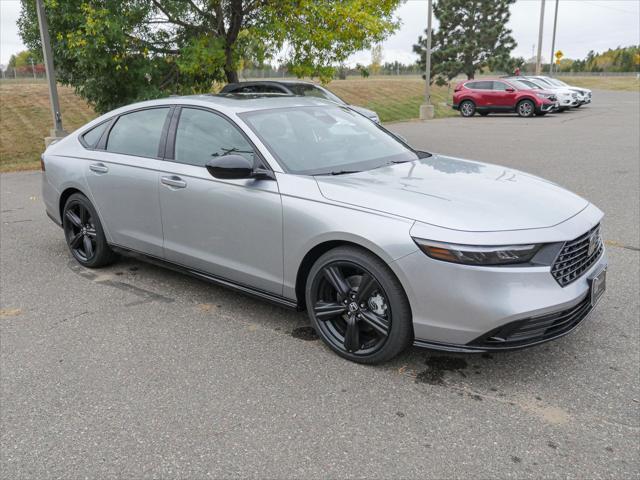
[63, 193, 116, 268]
[305, 246, 412, 364]
[459, 100, 476, 117]
[517, 100, 535, 118]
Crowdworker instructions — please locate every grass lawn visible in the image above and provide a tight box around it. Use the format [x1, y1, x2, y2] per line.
[0, 81, 97, 172]
[326, 77, 457, 123]
[1, 75, 637, 172]
[555, 75, 640, 92]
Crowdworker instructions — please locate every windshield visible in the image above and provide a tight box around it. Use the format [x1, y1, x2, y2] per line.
[509, 79, 536, 90]
[548, 78, 567, 87]
[240, 106, 417, 175]
[517, 79, 542, 89]
[285, 84, 345, 104]
[532, 77, 554, 87]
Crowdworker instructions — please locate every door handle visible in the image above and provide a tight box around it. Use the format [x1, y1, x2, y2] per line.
[161, 176, 187, 189]
[89, 163, 109, 174]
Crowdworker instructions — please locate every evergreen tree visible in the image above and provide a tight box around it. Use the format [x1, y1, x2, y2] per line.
[413, 0, 516, 81]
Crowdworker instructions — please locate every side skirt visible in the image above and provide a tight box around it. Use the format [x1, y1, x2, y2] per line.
[109, 244, 300, 310]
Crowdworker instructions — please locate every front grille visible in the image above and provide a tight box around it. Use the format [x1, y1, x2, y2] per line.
[470, 295, 592, 349]
[551, 224, 603, 287]
[571, 92, 577, 99]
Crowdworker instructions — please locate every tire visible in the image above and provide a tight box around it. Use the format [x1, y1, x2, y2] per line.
[536, 111, 547, 116]
[516, 99, 535, 118]
[62, 193, 116, 268]
[558, 107, 568, 112]
[305, 246, 413, 364]
[479, 111, 490, 117]
[459, 100, 476, 117]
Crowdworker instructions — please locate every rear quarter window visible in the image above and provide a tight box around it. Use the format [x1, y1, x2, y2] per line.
[81, 121, 109, 148]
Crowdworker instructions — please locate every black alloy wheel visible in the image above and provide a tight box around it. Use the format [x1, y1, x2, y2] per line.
[63, 193, 116, 267]
[306, 247, 412, 363]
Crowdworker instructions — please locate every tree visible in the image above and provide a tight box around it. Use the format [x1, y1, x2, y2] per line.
[370, 44, 383, 76]
[18, 0, 401, 113]
[8, 50, 38, 68]
[413, 0, 516, 81]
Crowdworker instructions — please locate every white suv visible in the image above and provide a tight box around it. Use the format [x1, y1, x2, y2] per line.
[533, 76, 592, 106]
[518, 77, 579, 111]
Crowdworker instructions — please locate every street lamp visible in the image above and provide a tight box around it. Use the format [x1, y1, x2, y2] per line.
[548, 0, 559, 76]
[419, 0, 434, 120]
[35, 0, 66, 145]
[535, 0, 546, 75]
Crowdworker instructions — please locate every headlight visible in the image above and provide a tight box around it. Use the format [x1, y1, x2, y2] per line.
[536, 93, 553, 99]
[413, 239, 541, 266]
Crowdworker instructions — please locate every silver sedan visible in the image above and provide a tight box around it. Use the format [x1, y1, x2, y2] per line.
[42, 95, 607, 363]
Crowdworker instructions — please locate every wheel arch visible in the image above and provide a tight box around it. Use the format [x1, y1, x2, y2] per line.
[59, 187, 87, 222]
[294, 238, 408, 311]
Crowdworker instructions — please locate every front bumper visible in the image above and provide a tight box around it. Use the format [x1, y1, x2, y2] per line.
[391, 204, 607, 351]
[539, 102, 558, 112]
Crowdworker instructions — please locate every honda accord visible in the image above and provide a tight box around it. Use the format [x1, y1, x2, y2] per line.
[42, 95, 607, 363]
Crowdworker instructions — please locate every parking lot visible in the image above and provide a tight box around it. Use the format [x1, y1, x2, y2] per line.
[1, 89, 638, 478]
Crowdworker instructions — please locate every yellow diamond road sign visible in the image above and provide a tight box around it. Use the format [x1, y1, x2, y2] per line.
[555, 50, 564, 60]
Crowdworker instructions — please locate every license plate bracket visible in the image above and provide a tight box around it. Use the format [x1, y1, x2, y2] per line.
[589, 267, 607, 307]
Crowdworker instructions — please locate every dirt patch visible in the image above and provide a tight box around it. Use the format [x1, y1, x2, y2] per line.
[415, 356, 468, 385]
[291, 326, 319, 341]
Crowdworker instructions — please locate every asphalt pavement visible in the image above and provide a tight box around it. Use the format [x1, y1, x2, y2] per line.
[1, 89, 639, 478]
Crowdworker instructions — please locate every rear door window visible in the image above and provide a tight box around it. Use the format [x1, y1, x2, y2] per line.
[106, 108, 170, 158]
[467, 81, 492, 90]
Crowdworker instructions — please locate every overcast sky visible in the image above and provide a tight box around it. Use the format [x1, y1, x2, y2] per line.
[1, 0, 639, 67]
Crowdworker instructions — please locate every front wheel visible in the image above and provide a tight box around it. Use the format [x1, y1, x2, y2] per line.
[63, 193, 116, 268]
[459, 100, 476, 117]
[517, 100, 535, 117]
[305, 246, 413, 364]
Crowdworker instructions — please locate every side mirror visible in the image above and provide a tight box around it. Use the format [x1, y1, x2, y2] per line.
[205, 154, 275, 180]
[205, 154, 255, 180]
[505, 87, 515, 92]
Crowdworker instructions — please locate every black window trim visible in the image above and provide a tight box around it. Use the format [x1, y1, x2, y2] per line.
[164, 104, 273, 173]
[78, 118, 115, 150]
[97, 105, 174, 160]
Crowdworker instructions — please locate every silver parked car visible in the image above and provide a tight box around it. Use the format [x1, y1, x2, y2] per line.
[42, 95, 607, 363]
[220, 80, 380, 122]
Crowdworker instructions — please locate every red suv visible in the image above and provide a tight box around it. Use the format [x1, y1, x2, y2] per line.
[453, 79, 558, 118]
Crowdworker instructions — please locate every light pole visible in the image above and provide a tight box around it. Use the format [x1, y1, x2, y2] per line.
[35, 0, 66, 144]
[535, 0, 546, 75]
[548, 0, 559, 76]
[420, 0, 434, 120]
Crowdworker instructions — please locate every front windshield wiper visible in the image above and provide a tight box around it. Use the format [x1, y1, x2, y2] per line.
[314, 170, 362, 176]
[211, 147, 254, 157]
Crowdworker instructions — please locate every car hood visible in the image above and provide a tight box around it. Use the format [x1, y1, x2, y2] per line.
[348, 105, 380, 122]
[314, 155, 589, 232]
